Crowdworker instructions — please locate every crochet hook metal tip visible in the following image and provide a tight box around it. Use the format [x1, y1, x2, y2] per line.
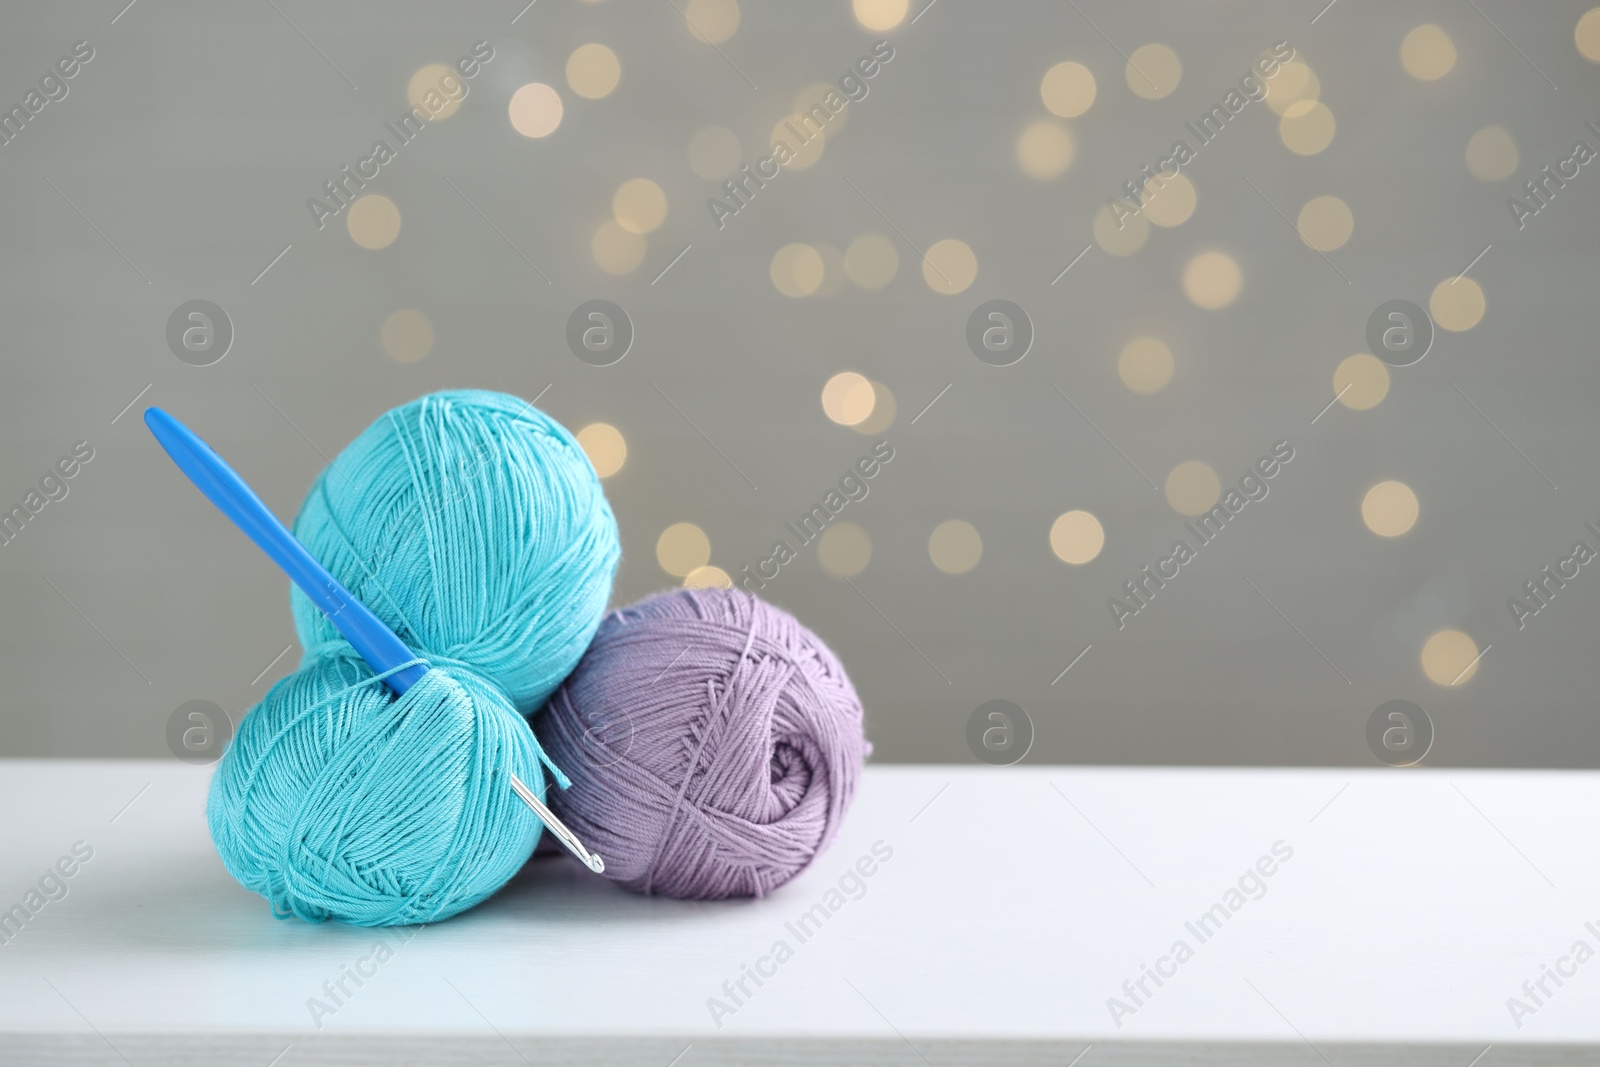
[509, 773, 605, 873]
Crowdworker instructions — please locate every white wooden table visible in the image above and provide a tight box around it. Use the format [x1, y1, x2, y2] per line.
[1, 760, 1597, 1065]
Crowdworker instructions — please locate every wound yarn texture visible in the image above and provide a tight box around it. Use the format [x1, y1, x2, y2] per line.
[288, 389, 619, 716]
[536, 588, 869, 900]
[208, 390, 619, 926]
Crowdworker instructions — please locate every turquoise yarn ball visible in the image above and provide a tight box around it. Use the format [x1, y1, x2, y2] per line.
[207, 390, 620, 926]
[208, 648, 552, 926]
[288, 389, 620, 715]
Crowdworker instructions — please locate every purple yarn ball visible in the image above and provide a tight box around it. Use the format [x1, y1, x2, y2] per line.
[535, 588, 869, 899]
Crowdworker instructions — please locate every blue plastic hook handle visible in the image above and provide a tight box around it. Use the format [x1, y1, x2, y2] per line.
[145, 406, 606, 872]
[144, 406, 428, 696]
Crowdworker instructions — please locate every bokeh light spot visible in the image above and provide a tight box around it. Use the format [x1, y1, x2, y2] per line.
[1334, 354, 1390, 410]
[408, 64, 465, 121]
[685, 0, 740, 43]
[347, 194, 401, 249]
[1465, 126, 1519, 181]
[1182, 250, 1242, 309]
[689, 125, 743, 181]
[613, 178, 668, 234]
[1118, 337, 1175, 394]
[771, 242, 825, 297]
[593, 220, 646, 274]
[380, 308, 433, 363]
[1580, 8, 1600, 61]
[1041, 60, 1096, 117]
[929, 519, 982, 574]
[566, 43, 621, 99]
[1165, 460, 1221, 516]
[921, 239, 977, 294]
[1142, 173, 1196, 227]
[853, 382, 896, 435]
[1402, 24, 1457, 81]
[657, 522, 711, 577]
[1422, 629, 1481, 686]
[1296, 195, 1353, 251]
[1430, 276, 1486, 331]
[818, 521, 872, 577]
[1050, 510, 1105, 564]
[1279, 100, 1335, 155]
[1362, 480, 1419, 537]
[853, 0, 908, 31]
[509, 82, 563, 137]
[1127, 43, 1181, 99]
[683, 565, 732, 589]
[1017, 120, 1075, 180]
[845, 233, 898, 290]
[1093, 200, 1149, 256]
[822, 371, 876, 426]
[576, 422, 627, 478]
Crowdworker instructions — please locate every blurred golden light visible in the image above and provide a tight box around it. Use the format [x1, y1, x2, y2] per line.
[509, 82, 563, 137]
[1165, 460, 1221, 516]
[683, 565, 732, 589]
[853, 0, 908, 31]
[612, 178, 668, 234]
[1264, 61, 1319, 115]
[1041, 60, 1096, 117]
[1126, 43, 1181, 100]
[771, 114, 825, 170]
[822, 371, 876, 426]
[1422, 629, 1481, 686]
[929, 519, 982, 575]
[1362, 480, 1419, 537]
[689, 126, 742, 181]
[853, 381, 896, 435]
[770, 242, 825, 297]
[1118, 337, 1174, 394]
[657, 522, 711, 577]
[408, 64, 464, 121]
[1466, 126, 1519, 181]
[1279, 100, 1335, 155]
[818, 521, 872, 577]
[1580, 8, 1600, 61]
[1092, 200, 1149, 256]
[347, 194, 401, 249]
[1142, 173, 1196, 227]
[795, 82, 849, 139]
[1296, 195, 1353, 251]
[566, 43, 621, 99]
[1430, 276, 1486, 331]
[1334, 354, 1390, 410]
[592, 220, 646, 274]
[845, 233, 898, 289]
[380, 309, 433, 363]
[921, 238, 977, 294]
[576, 422, 627, 478]
[1182, 250, 1242, 309]
[685, 0, 740, 43]
[1050, 510, 1104, 565]
[812, 243, 847, 298]
[1402, 23, 1457, 81]
[1017, 120, 1075, 180]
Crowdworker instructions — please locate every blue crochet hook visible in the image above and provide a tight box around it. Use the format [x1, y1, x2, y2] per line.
[144, 405, 604, 874]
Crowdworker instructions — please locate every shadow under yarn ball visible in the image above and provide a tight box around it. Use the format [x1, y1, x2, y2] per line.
[536, 588, 870, 900]
[208, 648, 554, 926]
[288, 390, 620, 716]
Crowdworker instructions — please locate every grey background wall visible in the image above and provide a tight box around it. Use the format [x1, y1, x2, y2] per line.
[3, 0, 1598, 766]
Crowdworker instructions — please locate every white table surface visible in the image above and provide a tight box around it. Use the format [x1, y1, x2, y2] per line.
[1, 759, 1598, 1066]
